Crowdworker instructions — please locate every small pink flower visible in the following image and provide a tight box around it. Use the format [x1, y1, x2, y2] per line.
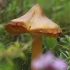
[52, 58, 68, 70]
[31, 51, 68, 70]
[42, 51, 55, 66]
[31, 55, 44, 69]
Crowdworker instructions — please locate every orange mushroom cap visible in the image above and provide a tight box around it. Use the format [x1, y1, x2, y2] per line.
[5, 4, 62, 37]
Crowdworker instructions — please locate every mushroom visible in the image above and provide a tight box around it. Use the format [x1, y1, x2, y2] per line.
[5, 4, 62, 70]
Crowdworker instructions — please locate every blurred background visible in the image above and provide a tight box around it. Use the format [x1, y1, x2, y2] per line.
[0, 0, 70, 70]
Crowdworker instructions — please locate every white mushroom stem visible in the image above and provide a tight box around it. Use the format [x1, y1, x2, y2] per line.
[31, 34, 42, 70]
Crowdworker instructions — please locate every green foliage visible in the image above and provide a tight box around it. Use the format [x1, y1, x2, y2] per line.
[46, 37, 57, 49]
[0, 40, 31, 70]
[0, 62, 13, 70]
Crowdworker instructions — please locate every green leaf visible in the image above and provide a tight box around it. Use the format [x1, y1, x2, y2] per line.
[46, 37, 57, 49]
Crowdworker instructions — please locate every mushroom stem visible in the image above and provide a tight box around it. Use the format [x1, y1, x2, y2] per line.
[31, 34, 42, 70]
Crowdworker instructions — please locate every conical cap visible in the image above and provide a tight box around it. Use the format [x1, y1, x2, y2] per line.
[5, 4, 62, 37]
